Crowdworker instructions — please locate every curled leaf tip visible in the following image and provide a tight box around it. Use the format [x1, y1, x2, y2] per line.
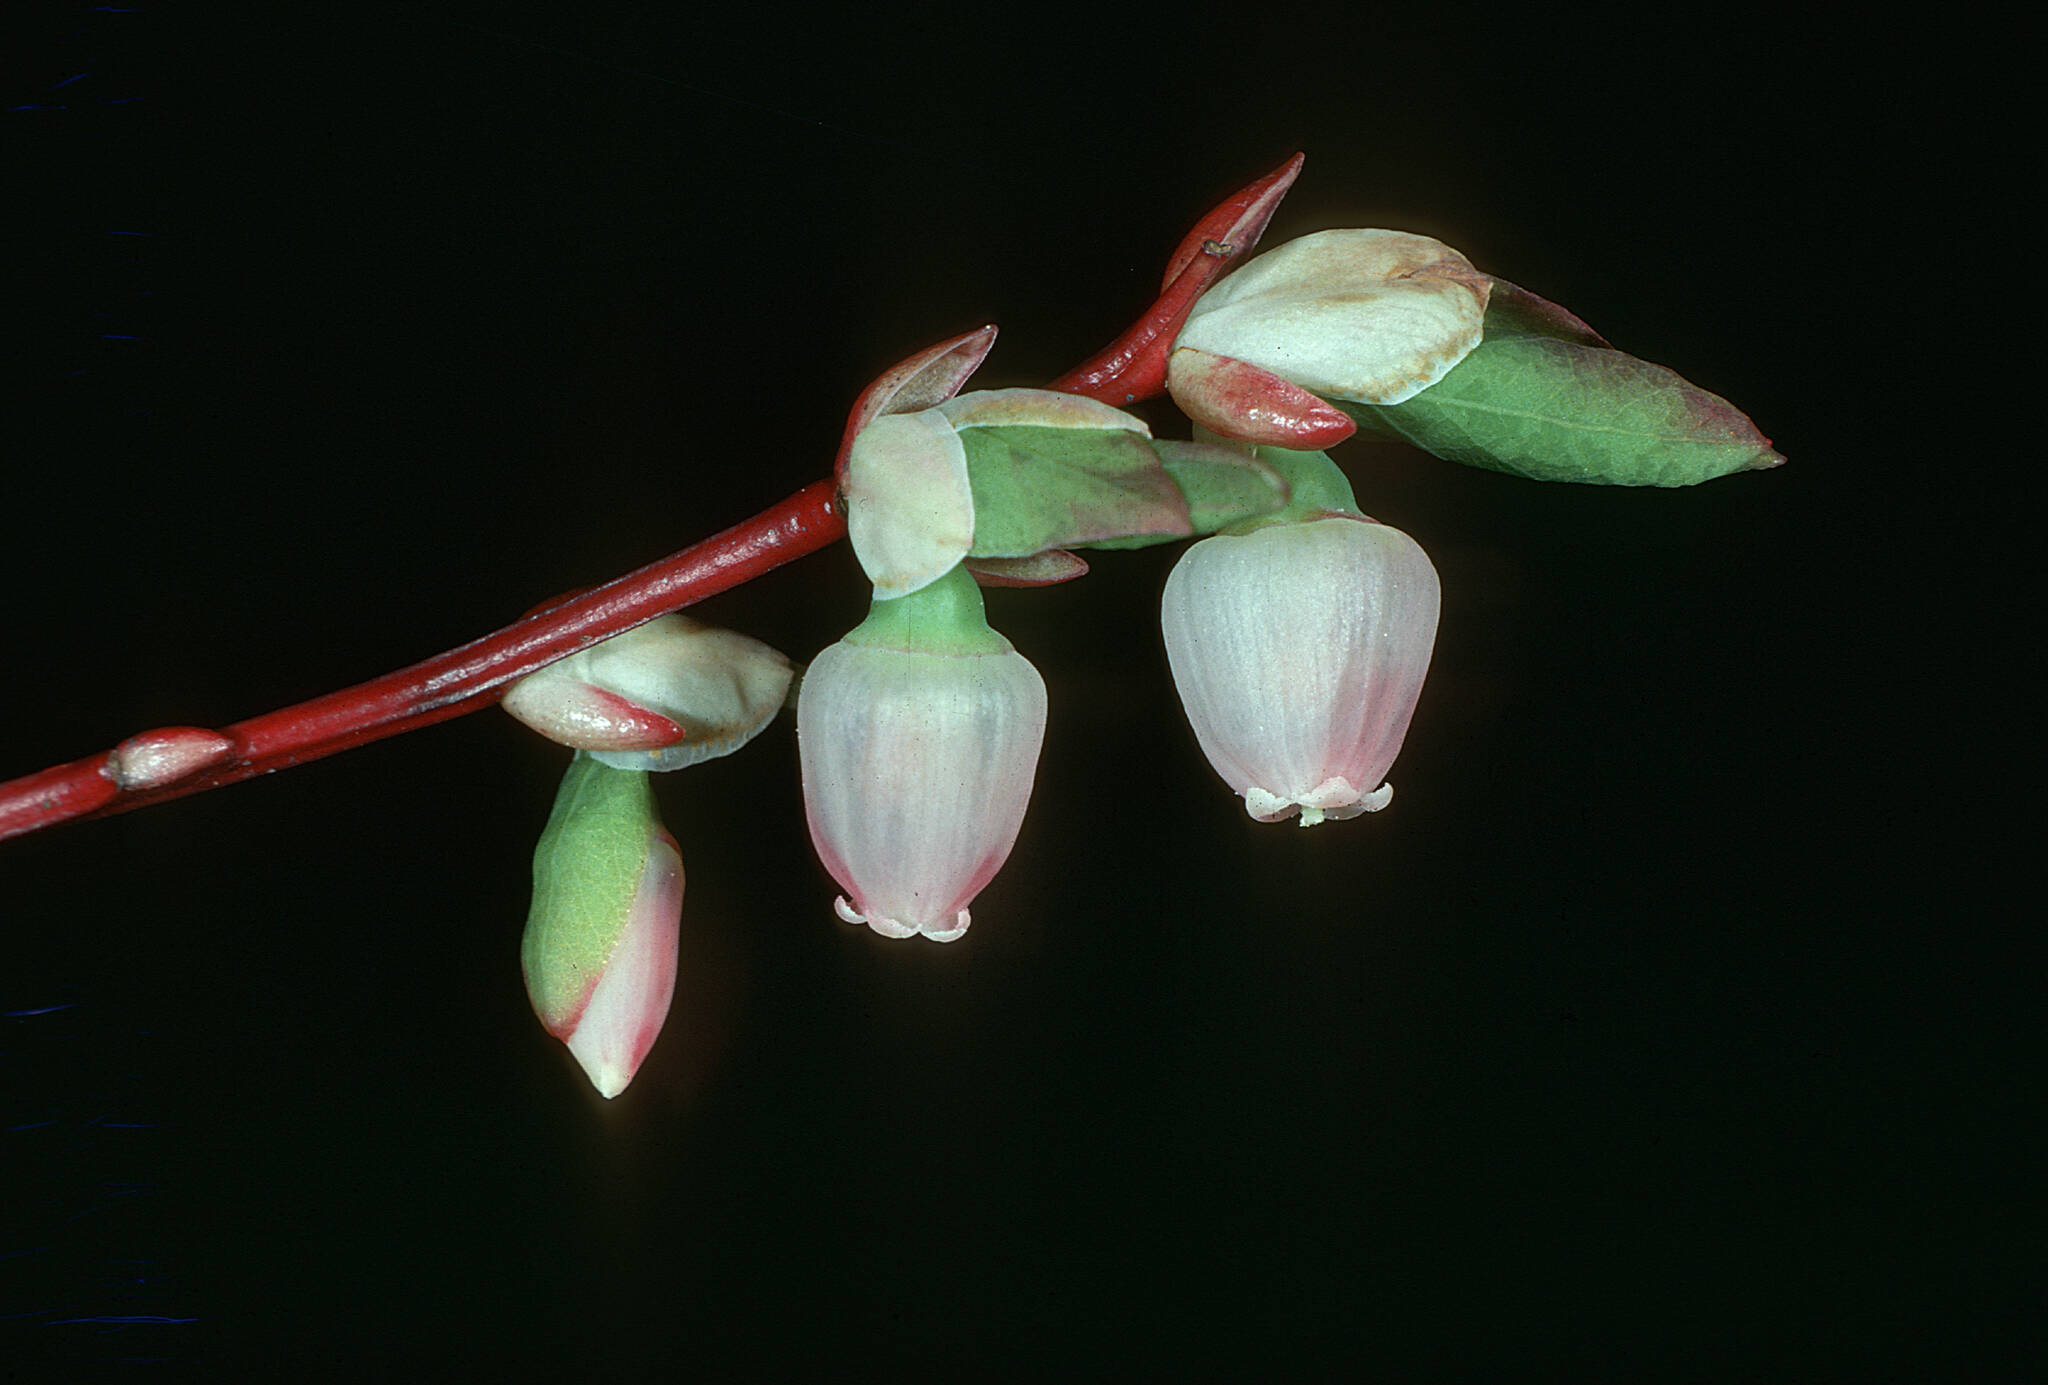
[835, 326, 999, 485]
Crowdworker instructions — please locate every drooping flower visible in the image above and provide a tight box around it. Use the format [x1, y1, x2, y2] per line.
[1160, 512, 1440, 825]
[797, 566, 1047, 942]
[522, 756, 682, 1097]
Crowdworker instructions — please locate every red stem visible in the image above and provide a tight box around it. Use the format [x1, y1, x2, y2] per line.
[1, 158, 1310, 845]
[0, 481, 843, 842]
[1045, 152, 1304, 405]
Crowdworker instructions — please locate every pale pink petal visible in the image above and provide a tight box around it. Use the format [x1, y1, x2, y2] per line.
[1161, 516, 1439, 825]
[797, 641, 1047, 942]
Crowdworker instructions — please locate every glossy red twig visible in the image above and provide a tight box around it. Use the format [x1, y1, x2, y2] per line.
[1, 159, 1307, 844]
[1046, 152, 1304, 405]
[0, 481, 843, 842]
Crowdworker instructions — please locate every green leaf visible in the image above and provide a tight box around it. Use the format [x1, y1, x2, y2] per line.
[522, 756, 657, 1029]
[961, 425, 1191, 557]
[1340, 303, 1784, 487]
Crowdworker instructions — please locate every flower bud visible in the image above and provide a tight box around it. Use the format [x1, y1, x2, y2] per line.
[1168, 229, 1492, 437]
[797, 567, 1047, 942]
[1160, 514, 1439, 825]
[502, 613, 793, 772]
[522, 756, 682, 1097]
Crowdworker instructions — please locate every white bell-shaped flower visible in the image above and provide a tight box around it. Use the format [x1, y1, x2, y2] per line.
[797, 571, 1047, 942]
[1160, 514, 1439, 825]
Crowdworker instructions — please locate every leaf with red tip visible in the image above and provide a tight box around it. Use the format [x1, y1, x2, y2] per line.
[1165, 347, 1357, 449]
[502, 677, 688, 751]
[1047, 155, 1307, 406]
[1338, 320, 1785, 487]
[1483, 276, 1612, 348]
[1159, 152, 1304, 291]
[833, 325, 998, 485]
[502, 614, 791, 764]
[965, 550, 1091, 587]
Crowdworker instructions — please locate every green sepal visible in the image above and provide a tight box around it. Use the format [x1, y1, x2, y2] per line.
[1157, 441, 1292, 531]
[841, 563, 1012, 656]
[961, 425, 1192, 558]
[521, 755, 658, 1030]
[1338, 298, 1784, 488]
[1064, 441, 1296, 551]
[1241, 445, 1361, 523]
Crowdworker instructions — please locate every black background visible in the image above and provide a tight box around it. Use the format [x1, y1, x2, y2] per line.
[3, 5, 2016, 1376]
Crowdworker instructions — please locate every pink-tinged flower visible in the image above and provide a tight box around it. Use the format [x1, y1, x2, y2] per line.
[797, 635, 1047, 942]
[523, 758, 682, 1098]
[1160, 514, 1440, 825]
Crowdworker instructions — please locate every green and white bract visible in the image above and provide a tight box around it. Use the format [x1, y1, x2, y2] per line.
[1171, 228, 1491, 412]
[521, 757, 683, 1097]
[501, 613, 793, 772]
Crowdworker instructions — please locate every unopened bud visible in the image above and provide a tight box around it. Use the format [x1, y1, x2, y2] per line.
[522, 756, 682, 1098]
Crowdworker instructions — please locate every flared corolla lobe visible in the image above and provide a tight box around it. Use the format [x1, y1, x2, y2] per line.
[1160, 514, 1440, 825]
[797, 637, 1047, 942]
[1169, 229, 1491, 433]
[522, 757, 682, 1098]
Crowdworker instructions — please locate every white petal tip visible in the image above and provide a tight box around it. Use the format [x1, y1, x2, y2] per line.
[922, 910, 972, 943]
[1243, 787, 1296, 822]
[565, 1040, 640, 1099]
[1243, 779, 1394, 824]
[832, 897, 970, 942]
[586, 1064, 633, 1100]
[834, 898, 919, 939]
